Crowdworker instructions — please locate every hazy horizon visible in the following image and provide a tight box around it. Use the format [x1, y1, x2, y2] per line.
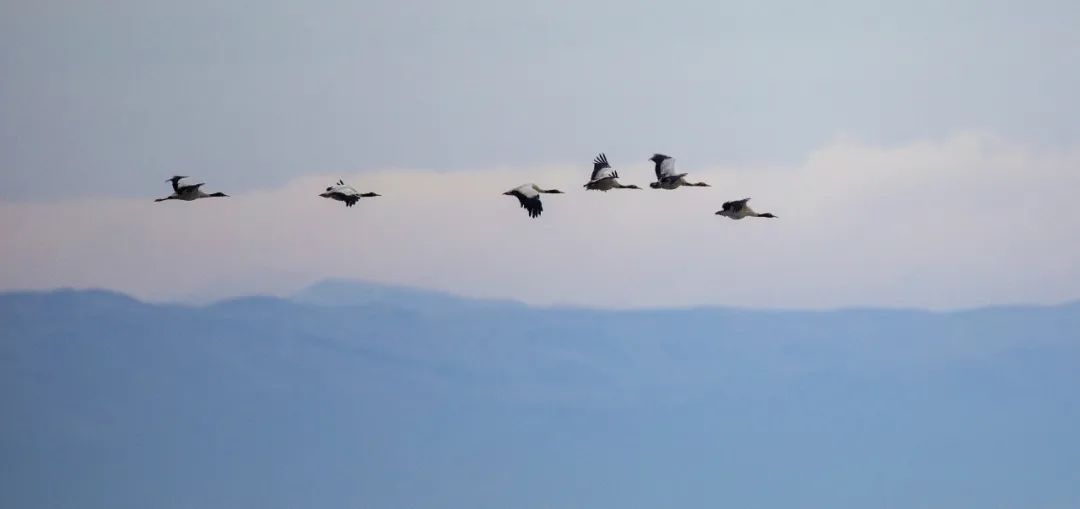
[4, 131, 1080, 309]
[5, 277, 1080, 314]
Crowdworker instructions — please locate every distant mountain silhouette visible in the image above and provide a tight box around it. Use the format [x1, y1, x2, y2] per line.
[292, 278, 524, 312]
[2, 288, 1079, 509]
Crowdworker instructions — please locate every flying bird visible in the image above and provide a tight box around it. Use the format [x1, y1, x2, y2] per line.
[319, 179, 381, 208]
[504, 183, 563, 218]
[155, 176, 228, 202]
[584, 153, 641, 191]
[715, 198, 777, 220]
[648, 154, 710, 189]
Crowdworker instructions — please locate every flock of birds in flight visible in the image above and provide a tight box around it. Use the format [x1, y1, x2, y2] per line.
[154, 153, 778, 220]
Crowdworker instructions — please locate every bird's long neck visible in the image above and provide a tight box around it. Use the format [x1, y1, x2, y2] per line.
[689, 182, 710, 187]
[756, 212, 776, 218]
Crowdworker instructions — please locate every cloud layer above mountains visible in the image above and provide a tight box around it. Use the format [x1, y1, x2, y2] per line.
[3, 132, 1078, 309]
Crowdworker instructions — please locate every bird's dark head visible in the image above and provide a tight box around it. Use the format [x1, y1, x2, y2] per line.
[624, 184, 641, 190]
[649, 181, 662, 189]
[544, 189, 564, 194]
[649, 154, 670, 163]
[166, 175, 187, 182]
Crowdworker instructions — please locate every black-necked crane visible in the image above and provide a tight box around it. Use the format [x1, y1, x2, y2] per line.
[584, 153, 641, 191]
[504, 183, 563, 218]
[155, 176, 229, 202]
[319, 179, 380, 208]
[648, 154, 709, 189]
[715, 198, 777, 220]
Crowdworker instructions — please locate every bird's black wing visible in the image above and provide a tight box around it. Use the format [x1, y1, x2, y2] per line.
[515, 193, 543, 218]
[177, 182, 205, 194]
[339, 193, 359, 207]
[591, 153, 610, 181]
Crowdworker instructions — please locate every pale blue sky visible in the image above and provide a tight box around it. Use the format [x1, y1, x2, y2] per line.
[2, 0, 1078, 200]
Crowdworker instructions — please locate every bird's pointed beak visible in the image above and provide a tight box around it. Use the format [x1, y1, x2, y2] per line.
[502, 191, 512, 195]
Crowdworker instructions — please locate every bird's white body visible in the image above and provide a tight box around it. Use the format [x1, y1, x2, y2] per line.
[327, 183, 359, 197]
[717, 205, 756, 219]
[513, 183, 542, 198]
[319, 180, 380, 207]
[652, 174, 690, 190]
[585, 175, 625, 191]
[175, 187, 212, 200]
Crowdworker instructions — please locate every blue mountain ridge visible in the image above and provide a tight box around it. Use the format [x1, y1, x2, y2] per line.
[1, 282, 1079, 509]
